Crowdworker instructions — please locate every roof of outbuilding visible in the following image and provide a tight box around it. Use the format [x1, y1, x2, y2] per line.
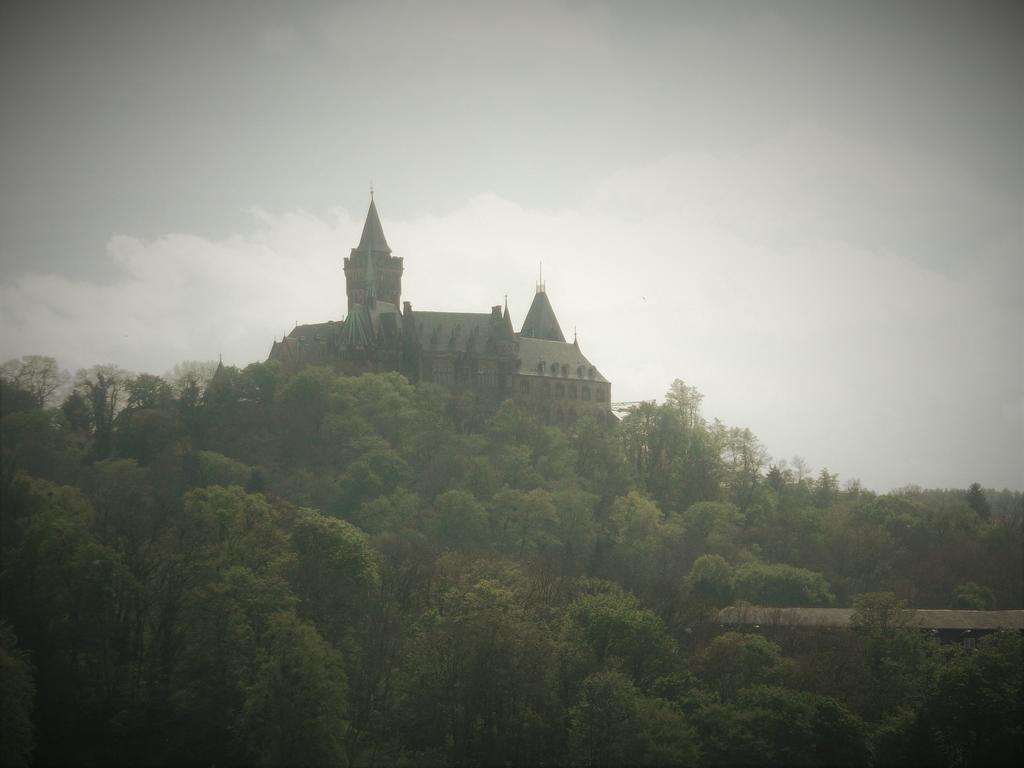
[715, 606, 1024, 631]
[520, 289, 565, 342]
[516, 337, 608, 383]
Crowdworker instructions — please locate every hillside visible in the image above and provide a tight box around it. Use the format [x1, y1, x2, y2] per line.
[1, 356, 1021, 766]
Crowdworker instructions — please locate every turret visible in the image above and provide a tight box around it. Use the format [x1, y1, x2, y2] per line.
[519, 283, 566, 342]
[343, 194, 404, 313]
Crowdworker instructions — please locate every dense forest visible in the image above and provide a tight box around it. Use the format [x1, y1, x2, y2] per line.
[1, 354, 1021, 767]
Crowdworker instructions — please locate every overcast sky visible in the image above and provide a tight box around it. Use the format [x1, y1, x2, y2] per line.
[1, 1, 1021, 492]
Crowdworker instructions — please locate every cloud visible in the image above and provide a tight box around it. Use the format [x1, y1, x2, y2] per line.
[1, 126, 1020, 492]
[0, 209, 357, 373]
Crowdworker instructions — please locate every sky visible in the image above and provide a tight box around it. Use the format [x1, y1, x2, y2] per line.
[1, 0, 1021, 492]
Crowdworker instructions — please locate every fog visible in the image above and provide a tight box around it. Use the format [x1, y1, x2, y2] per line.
[1, 1, 1021, 491]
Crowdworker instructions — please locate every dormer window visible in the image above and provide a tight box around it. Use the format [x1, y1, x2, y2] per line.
[588, 367, 595, 379]
[577, 365, 583, 378]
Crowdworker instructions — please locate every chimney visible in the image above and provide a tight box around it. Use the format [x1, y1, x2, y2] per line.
[403, 301, 412, 315]
[491, 305, 502, 319]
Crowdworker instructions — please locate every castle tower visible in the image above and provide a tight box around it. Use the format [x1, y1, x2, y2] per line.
[520, 282, 566, 342]
[343, 195, 404, 313]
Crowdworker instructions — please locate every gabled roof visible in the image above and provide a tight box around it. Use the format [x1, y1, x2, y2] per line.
[352, 198, 391, 255]
[409, 311, 508, 355]
[516, 337, 608, 382]
[520, 289, 565, 342]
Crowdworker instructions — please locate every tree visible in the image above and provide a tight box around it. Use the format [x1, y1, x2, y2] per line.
[431, 489, 489, 550]
[0, 355, 69, 408]
[965, 482, 991, 520]
[951, 581, 996, 610]
[567, 670, 642, 767]
[848, 592, 933, 723]
[922, 631, 1023, 767]
[695, 632, 788, 702]
[0, 476, 137, 764]
[686, 554, 735, 606]
[633, 696, 701, 766]
[239, 613, 348, 766]
[695, 686, 871, 767]
[290, 508, 378, 648]
[565, 587, 677, 688]
[71, 365, 128, 459]
[0, 622, 35, 768]
[734, 561, 835, 607]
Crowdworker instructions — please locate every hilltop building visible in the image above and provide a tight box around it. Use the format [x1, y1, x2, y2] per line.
[268, 196, 611, 423]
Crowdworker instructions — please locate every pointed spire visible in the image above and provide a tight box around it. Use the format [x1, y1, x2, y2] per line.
[353, 196, 391, 254]
[521, 286, 566, 342]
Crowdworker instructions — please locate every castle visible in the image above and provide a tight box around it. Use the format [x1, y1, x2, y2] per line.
[268, 196, 611, 423]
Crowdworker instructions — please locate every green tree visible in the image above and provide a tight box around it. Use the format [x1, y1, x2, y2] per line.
[695, 686, 871, 767]
[695, 632, 788, 702]
[951, 581, 996, 610]
[565, 587, 677, 688]
[72, 364, 129, 459]
[734, 561, 835, 607]
[686, 554, 735, 606]
[965, 482, 991, 520]
[567, 670, 642, 767]
[0, 621, 35, 768]
[432, 488, 489, 549]
[290, 508, 377, 648]
[239, 612, 348, 766]
[921, 631, 1023, 766]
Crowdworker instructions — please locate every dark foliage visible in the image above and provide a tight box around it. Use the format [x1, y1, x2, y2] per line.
[1, 360, 1021, 766]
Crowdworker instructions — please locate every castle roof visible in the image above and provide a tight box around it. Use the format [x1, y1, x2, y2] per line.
[340, 302, 401, 348]
[520, 288, 565, 342]
[269, 321, 339, 363]
[409, 310, 512, 355]
[516, 337, 608, 383]
[352, 198, 391, 255]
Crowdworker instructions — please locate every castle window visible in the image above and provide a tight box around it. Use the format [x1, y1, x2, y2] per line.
[596, 386, 606, 402]
[433, 364, 453, 386]
[555, 383, 565, 398]
[542, 382, 551, 397]
[538, 361, 545, 374]
[568, 384, 577, 399]
[582, 386, 591, 401]
[520, 379, 530, 394]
